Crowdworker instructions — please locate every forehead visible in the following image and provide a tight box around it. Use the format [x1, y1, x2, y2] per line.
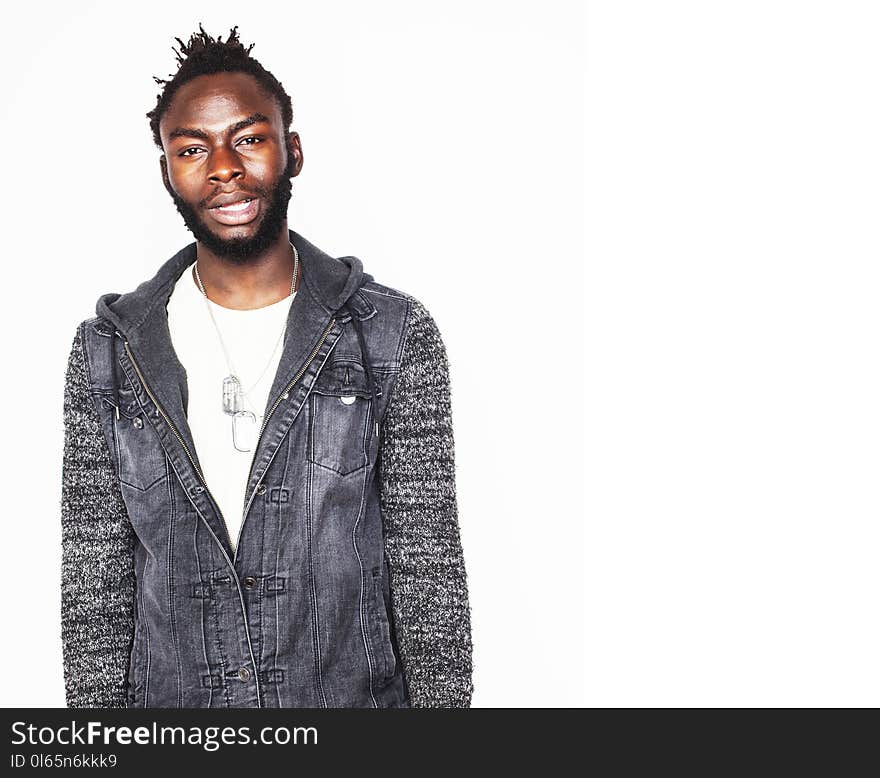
[160, 72, 281, 139]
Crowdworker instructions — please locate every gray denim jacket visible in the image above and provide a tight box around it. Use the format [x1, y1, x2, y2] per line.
[60, 229, 473, 708]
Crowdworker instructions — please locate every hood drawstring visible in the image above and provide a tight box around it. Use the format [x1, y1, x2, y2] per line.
[345, 302, 381, 443]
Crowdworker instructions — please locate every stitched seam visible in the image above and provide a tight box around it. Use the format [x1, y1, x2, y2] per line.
[255, 498, 266, 701]
[194, 514, 212, 708]
[360, 286, 410, 301]
[352, 403, 378, 708]
[377, 299, 412, 429]
[306, 458, 327, 708]
[140, 551, 152, 707]
[80, 321, 122, 478]
[273, 438, 287, 708]
[209, 579, 232, 708]
[166, 463, 183, 708]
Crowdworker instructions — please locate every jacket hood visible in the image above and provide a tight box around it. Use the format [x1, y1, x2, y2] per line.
[96, 228, 375, 337]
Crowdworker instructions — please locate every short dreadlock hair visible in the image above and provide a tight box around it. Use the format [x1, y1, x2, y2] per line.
[146, 24, 293, 150]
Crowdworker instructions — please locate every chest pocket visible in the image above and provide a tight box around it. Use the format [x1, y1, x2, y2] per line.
[309, 359, 374, 476]
[113, 380, 168, 491]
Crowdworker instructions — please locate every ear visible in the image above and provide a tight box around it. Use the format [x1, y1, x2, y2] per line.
[286, 131, 304, 177]
[159, 154, 174, 195]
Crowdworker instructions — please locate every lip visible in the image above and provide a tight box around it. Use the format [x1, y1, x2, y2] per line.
[206, 196, 261, 226]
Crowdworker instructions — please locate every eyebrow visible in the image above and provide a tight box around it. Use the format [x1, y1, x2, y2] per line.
[167, 112, 272, 142]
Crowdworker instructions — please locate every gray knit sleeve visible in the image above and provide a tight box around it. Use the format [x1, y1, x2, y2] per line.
[61, 323, 137, 708]
[378, 297, 474, 708]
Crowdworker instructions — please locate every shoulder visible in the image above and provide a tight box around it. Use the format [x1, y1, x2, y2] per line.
[68, 315, 117, 362]
[65, 316, 119, 396]
[72, 316, 116, 340]
[360, 280, 446, 349]
[64, 320, 99, 409]
[360, 282, 450, 383]
[66, 317, 103, 369]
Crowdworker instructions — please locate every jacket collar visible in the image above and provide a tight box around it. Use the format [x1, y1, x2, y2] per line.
[96, 228, 375, 334]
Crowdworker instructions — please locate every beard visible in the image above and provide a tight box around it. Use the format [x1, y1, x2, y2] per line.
[167, 155, 295, 265]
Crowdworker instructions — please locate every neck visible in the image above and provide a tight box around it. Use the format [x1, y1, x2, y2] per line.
[193, 223, 299, 310]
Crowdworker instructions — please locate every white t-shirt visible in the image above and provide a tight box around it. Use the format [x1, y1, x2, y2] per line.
[166, 261, 296, 552]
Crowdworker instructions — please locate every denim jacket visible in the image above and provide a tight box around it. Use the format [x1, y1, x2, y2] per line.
[60, 229, 473, 708]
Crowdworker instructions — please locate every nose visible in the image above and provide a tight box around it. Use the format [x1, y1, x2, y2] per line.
[207, 145, 245, 184]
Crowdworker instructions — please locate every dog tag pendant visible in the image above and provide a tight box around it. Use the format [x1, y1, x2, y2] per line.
[232, 410, 258, 452]
[222, 375, 244, 415]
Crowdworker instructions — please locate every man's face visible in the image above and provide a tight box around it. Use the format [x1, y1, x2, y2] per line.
[158, 71, 303, 263]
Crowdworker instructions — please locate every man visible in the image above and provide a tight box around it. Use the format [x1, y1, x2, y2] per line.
[60, 25, 473, 709]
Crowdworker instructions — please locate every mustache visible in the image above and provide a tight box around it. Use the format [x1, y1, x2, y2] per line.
[199, 185, 269, 210]
[167, 166, 294, 262]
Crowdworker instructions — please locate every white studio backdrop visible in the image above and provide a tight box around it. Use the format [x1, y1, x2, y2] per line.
[0, 1, 585, 706]
[586, 1, 880, 706]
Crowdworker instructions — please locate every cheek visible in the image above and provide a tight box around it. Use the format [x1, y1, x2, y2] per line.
[245, 157, 279, 181]
[167, 164, 203, 199]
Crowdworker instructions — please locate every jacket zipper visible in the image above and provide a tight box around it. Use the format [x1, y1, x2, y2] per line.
[253, 317, 337, 459]
[236, 316, 337, 555]
[119, 335, 235, 553]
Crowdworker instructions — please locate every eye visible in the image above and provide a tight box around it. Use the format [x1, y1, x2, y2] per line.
[179, 147, 204, 157]
[237, 136, 264, 147]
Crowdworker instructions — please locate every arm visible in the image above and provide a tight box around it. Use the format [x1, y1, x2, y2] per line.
[61, 323, 137, 708]
[378, 297, 474, 707]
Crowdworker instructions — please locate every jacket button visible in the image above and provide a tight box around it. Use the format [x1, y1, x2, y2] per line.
[243, 577, 257, 589]
[256, 484, 267, 496]
[132, 417, 144, 429]
[191, 485, 205, 495]
[238, 667, 251, 682]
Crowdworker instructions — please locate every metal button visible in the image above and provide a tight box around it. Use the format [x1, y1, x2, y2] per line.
[238, 667, 251, 682]
[243, 577, 257, 589]
[256, 484, 267, 496]
[191, 485, 205, 495]
[132, 417, 144, 428]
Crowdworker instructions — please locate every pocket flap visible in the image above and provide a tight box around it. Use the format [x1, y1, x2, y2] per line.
[312, 359, 379, 398]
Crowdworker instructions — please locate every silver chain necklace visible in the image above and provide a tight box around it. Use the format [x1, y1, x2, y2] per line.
[193, 242, 299, 452]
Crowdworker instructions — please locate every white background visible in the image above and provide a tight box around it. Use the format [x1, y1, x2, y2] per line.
[586, 2, 880, 705]
[0, 1, 584, 706]
[6, 0, 878, 710]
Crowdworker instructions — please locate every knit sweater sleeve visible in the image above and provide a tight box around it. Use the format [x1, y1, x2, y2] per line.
[378, 297, 474, 708]
[61, 323, 137, 708]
